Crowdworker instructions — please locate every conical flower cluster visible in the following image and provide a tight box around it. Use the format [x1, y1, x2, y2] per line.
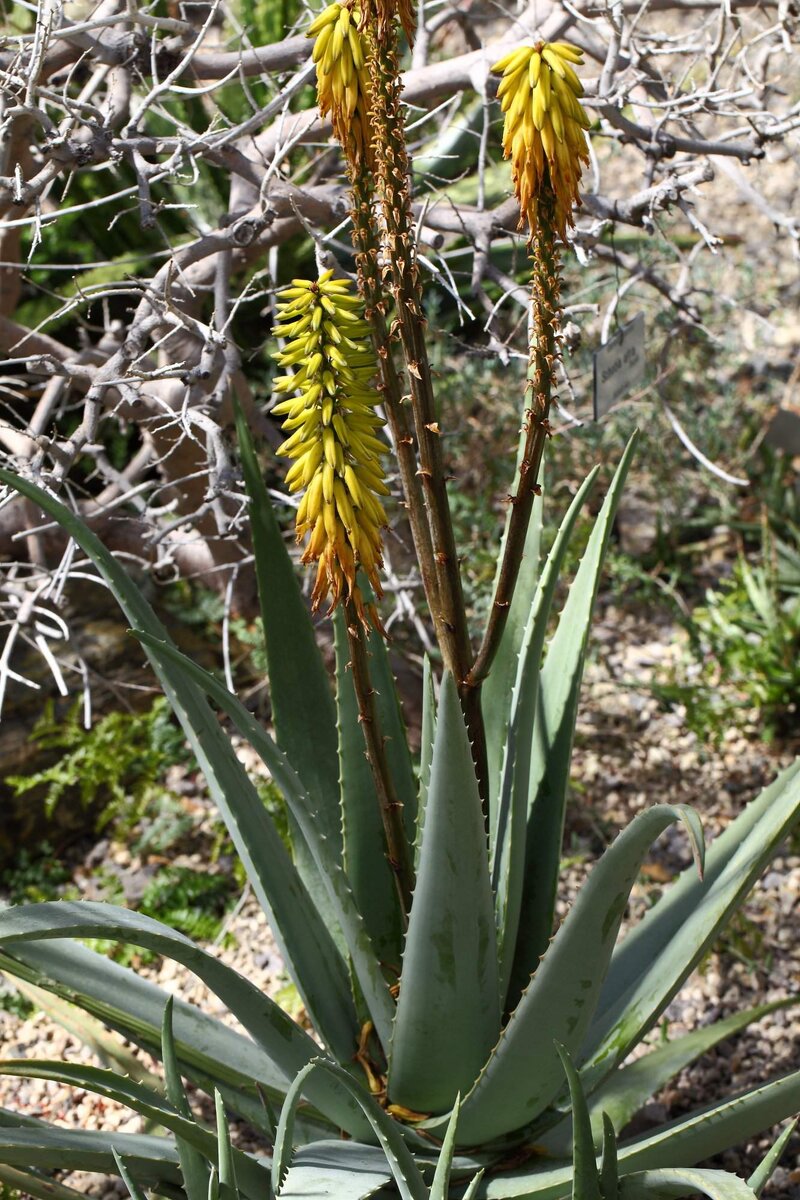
[492, 41, 590, 240]
[272, 271, 389, 623]
[308, 1, 373, 165]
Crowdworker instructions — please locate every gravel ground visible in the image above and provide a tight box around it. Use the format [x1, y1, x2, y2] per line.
[1, 595, 799, 1196]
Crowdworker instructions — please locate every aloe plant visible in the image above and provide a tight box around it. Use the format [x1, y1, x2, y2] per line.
[0, 432, 799, 1200]
[1, 3, 799, 1197]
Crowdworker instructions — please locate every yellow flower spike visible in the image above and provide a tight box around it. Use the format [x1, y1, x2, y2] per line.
[492, 39, 590, 240]
[271, 274, 389, 627]
[308, 0, 374, 169]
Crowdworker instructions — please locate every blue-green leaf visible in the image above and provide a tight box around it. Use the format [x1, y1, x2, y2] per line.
[492, 467, 600, 1002]
[0, 1164, 89, 1200]
[273, 1060, 427, 1200]
[617, 1168, 758, 1198]
[356, 582, 418, 846]
[582, 760, 800, 1083]
[134, 629, 395, 1051]
[162, 996, 211, 1200]
[454, 803, 702, 1143]
[507, 434, 638, 1008]
[600, 1113, 618, 1200]
[430, 1096, 461, 1200]
[112, 1150, 150, 1200]
[415, 655, 436, 871]
[278, 1141, 394, 1200]
[388, 673, 500, 1114]
[0, 902, 367, 1140]
[215, 1091, 237, 1200]
[0, 1129, 181, 1184]
[0, 467, 356, 1062]
[0, 941, 307, 1135]
[234, 404, 341, 856]
[541, 999, 796, 1156]
[747, 1118, 797, 1196]
[471, 1071, 800, 1199]
[614, 1070, 800, 1177]
[555, 1044, 600, 1200]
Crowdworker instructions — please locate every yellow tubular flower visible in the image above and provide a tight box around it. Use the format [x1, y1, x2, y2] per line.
[492, 40, 591, 241]
[271, 270, 389, 625]
[308, 1, 374, 167]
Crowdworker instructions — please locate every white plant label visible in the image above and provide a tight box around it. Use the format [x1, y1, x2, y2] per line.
[593, 313, 645, 419]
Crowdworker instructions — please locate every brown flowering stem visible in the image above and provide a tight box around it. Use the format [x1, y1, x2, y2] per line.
[466, 186, 561, 690]
[345, 597, 415, 919]
[349, 161, 442, 623]
[364, 16, 488, 794]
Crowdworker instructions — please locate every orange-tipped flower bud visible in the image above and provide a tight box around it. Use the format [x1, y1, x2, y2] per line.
[308, 2, 374, 166]
[492, 41, 590, 241]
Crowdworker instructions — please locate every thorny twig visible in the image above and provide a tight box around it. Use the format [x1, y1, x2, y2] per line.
[0, 0, 797, 709]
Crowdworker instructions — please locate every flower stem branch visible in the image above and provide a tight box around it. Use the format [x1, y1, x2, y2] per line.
[365, 18, 487, 791]
[466, 187, 561, 690]
[349, 163, 442, 624]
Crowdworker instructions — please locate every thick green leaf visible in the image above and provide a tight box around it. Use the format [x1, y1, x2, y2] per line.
[388, 673, 500, 1114]
[492, 468, 600, 1002]
[0, 1107, 52, 1131]
[600, 1113, 618, 1200]
[430, 1096, 461, 1200]
[508, 434, 638, 1009]
[0, 903, 368, 1140]
[454, 804, 703, 1144]
[334, 610, 404, 976]
[0, 1061, 252, 1198]
[215, 1092, 237, 1200]
[278, 1141, 393, 1200]
[477, 1072, 800, 1198]
[617, 1168, 758, 1198]
[415, 656, 436, 870]
[0, 1164, 89, 1200]
[0, 941, 302, 1132]
[134, 630, 396, 1051]
[235, 407, 347, 965]
[113, 1149, 150, 1200]
[581, 760, 800, 1082]
[162, 996, 211, 1200]
[747, 1118, 797, 1196]
[614, 1071, 800, 1178]
[0, 467, 356, 1061]
[8, 973, 161, 1087]
[273, 1060, 427, 1200]
[555, 1045, 600, 1200]
[234, 404, 341, 856]
[541, 999, 796, 1156]
[463, 1170, 487, 1200]
[482, 443, 544, 800]
[0, 1129, 181, 1184]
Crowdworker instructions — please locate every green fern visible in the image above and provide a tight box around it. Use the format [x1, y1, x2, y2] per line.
[6, 698, 184, 826]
